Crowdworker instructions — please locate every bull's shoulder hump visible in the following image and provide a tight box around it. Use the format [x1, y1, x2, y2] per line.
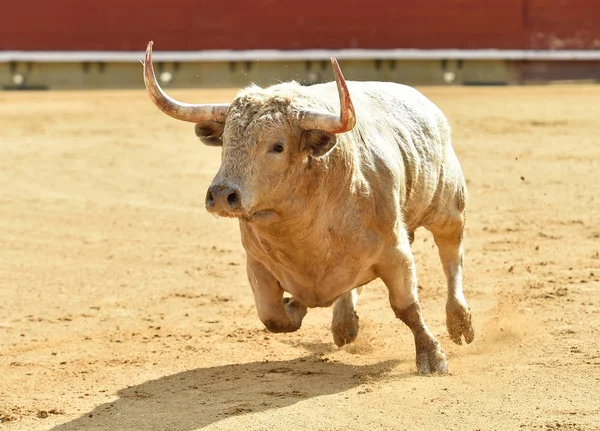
[300, 81, 447, 126]
[310, 80, 420, 95]
[347, 82, 446, 121]
[349, 82, 434, 104]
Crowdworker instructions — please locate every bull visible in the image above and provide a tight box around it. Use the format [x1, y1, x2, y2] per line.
[143, 41, 474, 374]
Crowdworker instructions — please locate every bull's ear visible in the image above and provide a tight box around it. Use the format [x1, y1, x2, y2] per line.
[194, 121, 225, 147]
[302, 130, 337, 157]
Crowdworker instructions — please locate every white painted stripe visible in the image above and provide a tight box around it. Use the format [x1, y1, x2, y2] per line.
[1, 49, 600, 63]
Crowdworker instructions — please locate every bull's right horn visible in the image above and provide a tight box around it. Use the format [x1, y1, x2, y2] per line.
[143, 41, 229, 123]
[298, 57, 356, 134]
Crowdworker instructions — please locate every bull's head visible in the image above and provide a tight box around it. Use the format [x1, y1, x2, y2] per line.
[143, 41, 356, 222]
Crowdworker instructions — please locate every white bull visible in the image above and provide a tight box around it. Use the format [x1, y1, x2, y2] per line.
[144, 42, 474, 375]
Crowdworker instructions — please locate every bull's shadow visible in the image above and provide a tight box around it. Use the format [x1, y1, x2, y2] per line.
[50, 354, 401, 431]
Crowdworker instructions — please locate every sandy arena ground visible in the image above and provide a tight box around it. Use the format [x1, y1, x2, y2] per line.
[1, 84, 599, 431]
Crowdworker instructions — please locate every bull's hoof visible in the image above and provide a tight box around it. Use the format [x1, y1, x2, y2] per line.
[332, 311, 359, 347]
[262, 298, 307, 333]
[283, 297, 308, 320]
[446, 301, 475, 345]
[415, 340, 448, 375]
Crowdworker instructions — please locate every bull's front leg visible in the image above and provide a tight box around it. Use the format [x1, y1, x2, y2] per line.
[376, 234, 448, 375]
[246, 255, 307, 333]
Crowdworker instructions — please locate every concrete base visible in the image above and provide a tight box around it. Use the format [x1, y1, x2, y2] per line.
[0, 58, 598, 90]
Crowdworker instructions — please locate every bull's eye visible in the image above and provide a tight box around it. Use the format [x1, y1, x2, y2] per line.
[271, 143, 284, 153]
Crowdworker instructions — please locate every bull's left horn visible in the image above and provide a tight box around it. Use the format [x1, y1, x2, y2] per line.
[298, 57, 356, 134]
[143, 41, 229, 123]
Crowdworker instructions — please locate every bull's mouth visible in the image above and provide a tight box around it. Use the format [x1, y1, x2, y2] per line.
[215, 211, 243, 219]
[216, 209, 277, 222]
[247, 209, 277, 222]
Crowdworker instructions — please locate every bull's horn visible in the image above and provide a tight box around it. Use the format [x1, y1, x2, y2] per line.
[143, 41, 229, 123]
[299, 57, 356, 134]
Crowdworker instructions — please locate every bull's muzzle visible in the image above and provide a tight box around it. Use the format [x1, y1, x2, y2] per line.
[205, 183, 242, 216]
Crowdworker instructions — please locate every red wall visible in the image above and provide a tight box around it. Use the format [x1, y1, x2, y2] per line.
[526, 0, 600, 49]
[1, 0, 598, 51]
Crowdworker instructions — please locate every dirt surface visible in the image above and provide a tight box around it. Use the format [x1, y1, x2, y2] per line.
[1, 85, 599, 431]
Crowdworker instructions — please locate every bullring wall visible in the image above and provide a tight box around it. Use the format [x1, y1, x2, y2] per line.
[1, 1, 599, 88]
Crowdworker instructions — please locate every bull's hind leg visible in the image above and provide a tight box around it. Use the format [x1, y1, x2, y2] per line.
[247, 256, 307, 333]
[331, 287, 362, 347]
[427, 214, 474, 345]
[377, 235, 448, 375]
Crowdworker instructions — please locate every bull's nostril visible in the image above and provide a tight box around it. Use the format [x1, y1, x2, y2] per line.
[227, 191, 239, 207]
[206, 190, 215, 207]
